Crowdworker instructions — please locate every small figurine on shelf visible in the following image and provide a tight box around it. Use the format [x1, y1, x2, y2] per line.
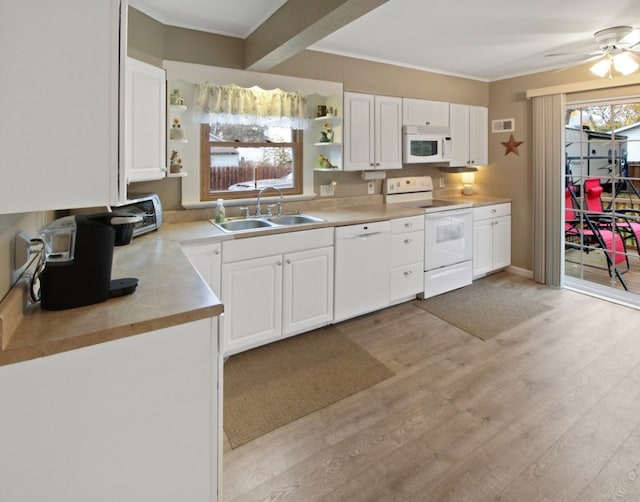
[319, 122, 334, 143]
[170, 89, 184, 106]
[317, 154, 335, 169]
[169, 150, 183, 173]
[170, 117, 185, 140]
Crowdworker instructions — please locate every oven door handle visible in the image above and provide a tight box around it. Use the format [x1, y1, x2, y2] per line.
[425, 209, 473, 219]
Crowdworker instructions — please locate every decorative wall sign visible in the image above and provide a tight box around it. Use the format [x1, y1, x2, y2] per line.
[501, 134, 524, 156]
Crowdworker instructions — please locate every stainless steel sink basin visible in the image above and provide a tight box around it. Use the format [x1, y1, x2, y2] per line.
[211, 213, 324, 233]
[214, 219, 275, 232]
[267, 214, 325, 225]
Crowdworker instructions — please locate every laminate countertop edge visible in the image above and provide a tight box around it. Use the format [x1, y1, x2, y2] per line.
[0, 236, 223, 366]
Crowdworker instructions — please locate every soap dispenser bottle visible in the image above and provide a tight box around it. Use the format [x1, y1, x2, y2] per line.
[215, 199, 226, 222]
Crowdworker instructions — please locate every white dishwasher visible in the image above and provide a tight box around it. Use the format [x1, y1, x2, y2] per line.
[334, 220, 391, 322]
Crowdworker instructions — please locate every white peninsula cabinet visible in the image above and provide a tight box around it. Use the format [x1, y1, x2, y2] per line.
[0, 319, 221, 502]
[402, 98, 450, 127]
[343, 92, 402, 171]
[473, 203, 511, 278]
[449, 104, 489, 168]
[124, 57, 167, 183]
[182, 241, 222, 298]
[1, 0, 124, 213]
[221, 228, 334, 356]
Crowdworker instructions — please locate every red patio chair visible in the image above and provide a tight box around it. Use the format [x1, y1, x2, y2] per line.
[583, 178, 640, 255]
[565, 185, 629, 289]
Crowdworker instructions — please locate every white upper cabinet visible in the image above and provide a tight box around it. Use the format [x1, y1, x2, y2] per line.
[343, 92, 402, 171]
[0, 0, 123, 214]
[449, 104, 488, 167]
[402, 98, 450, 127]
[124, 57, 167, 183]
[469, 105, 489, 166]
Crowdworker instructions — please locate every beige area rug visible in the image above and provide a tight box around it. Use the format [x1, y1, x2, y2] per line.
[415, 279, 552, 340]
[223, 326, 394, 448]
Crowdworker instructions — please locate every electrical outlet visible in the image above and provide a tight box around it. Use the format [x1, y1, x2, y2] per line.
[439, 177, 446, 188]
[367, 181, 375, 194]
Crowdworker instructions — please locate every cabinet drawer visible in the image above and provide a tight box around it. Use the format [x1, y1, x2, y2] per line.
[390, 262, 423, 301]
[474, 203, 511, 221]
[391, 215, 424, 234]
[391, 231, 424, 266]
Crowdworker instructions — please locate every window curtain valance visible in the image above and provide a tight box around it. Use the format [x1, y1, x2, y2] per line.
[193, 82, 310, 129]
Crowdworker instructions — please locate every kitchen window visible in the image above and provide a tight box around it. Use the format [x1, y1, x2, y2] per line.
[200, 123, 303, 201]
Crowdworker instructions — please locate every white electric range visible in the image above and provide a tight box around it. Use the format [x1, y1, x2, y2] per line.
[385, 176, 474, 298]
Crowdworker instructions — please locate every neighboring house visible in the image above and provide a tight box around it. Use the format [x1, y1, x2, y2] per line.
[565, 126, 627, 185]
[615, 121, 640, 163]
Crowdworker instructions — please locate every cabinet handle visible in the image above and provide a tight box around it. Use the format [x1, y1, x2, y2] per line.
[491, 209, 496, 214]
[404, 238, 412, 244]
[286, 259, 291, 264]
[404, 222, 413, 228]
[403, 270, 412, 276]
[425, 121, 431, 125]
[277, 260, 282, 266]
[214, 249, 220, 255]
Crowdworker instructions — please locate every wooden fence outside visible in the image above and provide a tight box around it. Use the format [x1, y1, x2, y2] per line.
[210, 165, 290, 191]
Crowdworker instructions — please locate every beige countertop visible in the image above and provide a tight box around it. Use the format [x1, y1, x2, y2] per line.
[0, 196, 509, 366]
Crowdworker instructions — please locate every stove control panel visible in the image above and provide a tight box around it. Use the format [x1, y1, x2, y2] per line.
[385, 176, 433, 195]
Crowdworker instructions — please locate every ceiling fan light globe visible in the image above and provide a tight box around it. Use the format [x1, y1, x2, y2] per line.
[613, 52, 639, 75]
[590, 58, 611, 77]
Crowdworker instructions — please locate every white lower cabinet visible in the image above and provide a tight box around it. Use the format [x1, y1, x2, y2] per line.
[221, 229, 334, 356]
[283, 247, 334, 337]
[0, 319, 220, 502]
[390, 216, 425, 303]
[473, 203, 511, 278]
[181, 242, 222, 298]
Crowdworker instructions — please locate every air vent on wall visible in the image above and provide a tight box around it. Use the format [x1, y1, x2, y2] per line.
[492, 118, 515, 133]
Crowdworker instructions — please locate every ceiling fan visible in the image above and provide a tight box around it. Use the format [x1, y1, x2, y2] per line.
[546, 26, 640, 77]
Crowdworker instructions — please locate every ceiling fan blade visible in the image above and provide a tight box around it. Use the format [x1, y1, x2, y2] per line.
[620, 28, 640, 47]
[545, 50, 603, 58]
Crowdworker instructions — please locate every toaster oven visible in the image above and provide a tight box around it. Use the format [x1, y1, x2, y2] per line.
[112, 193, 163, 237]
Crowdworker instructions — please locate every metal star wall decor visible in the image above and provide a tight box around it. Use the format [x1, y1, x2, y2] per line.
[501, 134, 524, 156]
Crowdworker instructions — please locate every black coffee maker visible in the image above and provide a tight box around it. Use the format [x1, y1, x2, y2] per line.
[38, 212, 142, 311]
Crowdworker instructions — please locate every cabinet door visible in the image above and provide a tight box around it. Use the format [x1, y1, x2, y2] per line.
[0, 0, 122, 213]
[182, 242, 221, 298]
[493, 215, 512, 270]
[469, 106, 488, 166]
[221, 255, 283, 356]
[343, 92, 374, 171]
[0, 319, 218, 502]
[125, 57, 167, 183]
[375, 95, 403, 170]
[449, 104, 470, 168]
[402, 98, 449, 127]
[282, 246, 334, 337]
[473, 218, 494, 277]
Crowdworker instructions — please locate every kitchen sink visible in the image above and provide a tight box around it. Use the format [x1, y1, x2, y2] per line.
[214, 219, 275, 232]
[211, 213, 325, 233]
[267, 214, 325, 225]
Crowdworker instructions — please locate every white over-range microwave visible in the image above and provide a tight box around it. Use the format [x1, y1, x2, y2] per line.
[403, 125, 453, 164]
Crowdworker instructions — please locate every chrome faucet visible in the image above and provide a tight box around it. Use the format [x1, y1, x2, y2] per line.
[255, 186, 283, 216]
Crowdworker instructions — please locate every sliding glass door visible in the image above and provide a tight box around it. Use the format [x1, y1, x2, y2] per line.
[564, 99, 640, 305]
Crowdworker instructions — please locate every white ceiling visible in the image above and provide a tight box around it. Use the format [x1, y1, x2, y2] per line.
[129, 0, 640, 81]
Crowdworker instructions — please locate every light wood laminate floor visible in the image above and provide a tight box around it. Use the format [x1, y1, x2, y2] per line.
[223, 272, 640, 501]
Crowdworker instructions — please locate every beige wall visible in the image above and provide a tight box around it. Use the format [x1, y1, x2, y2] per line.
[126, 7, 640, 275]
